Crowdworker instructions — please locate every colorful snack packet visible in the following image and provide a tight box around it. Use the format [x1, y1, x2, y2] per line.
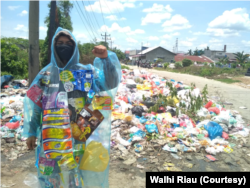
[43, 109, 69, 116]
[57, 153, 78, 171]
[92, 96, 113, 110]
[38, 156, 56, 175]
[43, 115, 69, 122]
[42, 126, 72, 140]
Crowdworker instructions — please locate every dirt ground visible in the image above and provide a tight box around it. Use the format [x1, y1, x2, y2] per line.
[1, 66, 250, 188]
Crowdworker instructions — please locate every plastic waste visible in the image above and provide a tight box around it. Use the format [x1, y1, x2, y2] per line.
[5, 121, 20, 129]
[145, 124, 158, 133]
[9, 115, 22, 122]
[79, 141, 109, 172]
[204, 121, 223, 140]
[222, 132, 229, 139]
[24, 173, 40, 188]
[131, 106, 145, 117]
[208, 107, 220, 115]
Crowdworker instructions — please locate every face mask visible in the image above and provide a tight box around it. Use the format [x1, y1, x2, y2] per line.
[55, 44, 74, 63]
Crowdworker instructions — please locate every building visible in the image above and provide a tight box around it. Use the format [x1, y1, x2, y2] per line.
[174, 54, 214, 63]
[124, 51, 130, 59]
[225, 53, 237, 63]
[204, 45, 227, 62]
[130, 46, 176, 63]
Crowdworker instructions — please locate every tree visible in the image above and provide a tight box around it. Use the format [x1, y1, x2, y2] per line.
[188, 49, 193, 55]
[41, 1, 73, 68]
[206, 46, 210, 50]
[233, 51, 249, 69]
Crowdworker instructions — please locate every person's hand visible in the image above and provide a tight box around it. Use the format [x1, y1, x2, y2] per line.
[26, 136, 37, 150]
[92, 45, 108, 59]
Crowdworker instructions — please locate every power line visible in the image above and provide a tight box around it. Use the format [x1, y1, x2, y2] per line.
[75, 1, 98, 39]
[73, 1, 95, 41]
[87, 0, 105, 33]
[99, 0, 107, 33]
[81, 1, 99, 36]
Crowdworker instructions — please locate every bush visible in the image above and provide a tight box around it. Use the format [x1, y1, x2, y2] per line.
[200, 68, 211, 77]
[204, 62, 208, 66]
[175, 61, 183, 68]
[182, 58, 193, 67]
[232, 63, 237, 68]
[156, 58, 163, 63]
[163, 63, 169, 69]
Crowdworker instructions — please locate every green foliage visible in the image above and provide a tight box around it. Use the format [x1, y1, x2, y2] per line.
[233, 51, 249, 68]
[163, 63, 169, 69]
[146, 133, 159, 141]
[41, 0, 74, 68]
[121, 65, 130, 70]
[232, 63, 237, 68]
[215, 78, 241, 84]
[110, 48, 125, 60]
[204, 62, 208, 66]
[1, 37, 29, 78]
[175, 61, 183, 68]
[182, 58, 193, 67]
[156, 58, 163, 63]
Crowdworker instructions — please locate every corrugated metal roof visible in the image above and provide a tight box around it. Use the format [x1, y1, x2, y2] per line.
[174, 55, 214, 63]
[138, 46, 176, 55]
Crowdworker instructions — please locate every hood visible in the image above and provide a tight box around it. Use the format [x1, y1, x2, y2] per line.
[51, 27, 79, 70]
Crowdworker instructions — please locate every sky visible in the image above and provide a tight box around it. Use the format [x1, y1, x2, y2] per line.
[1, 0, 250, 54]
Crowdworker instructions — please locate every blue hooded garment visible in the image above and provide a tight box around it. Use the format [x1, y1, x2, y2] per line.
[22, 27, 121, 188]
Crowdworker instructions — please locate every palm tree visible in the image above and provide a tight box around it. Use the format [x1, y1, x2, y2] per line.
[188, 49, 192, 55]
[233, 51, 249, 69]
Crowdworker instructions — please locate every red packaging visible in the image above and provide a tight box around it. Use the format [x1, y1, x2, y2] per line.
[151, 112, 157, 115]
[172, 132, 177, 137]
[6, 121, 20, 129]
[27, 84, 43, 108]
[190, 118, 196, 128]
[118, 96, 128, 103]
[208, 107, 220, 115]
[222, 132, 229, 140]
[205, 155, 217, 161]
[204, 101, 213, 109]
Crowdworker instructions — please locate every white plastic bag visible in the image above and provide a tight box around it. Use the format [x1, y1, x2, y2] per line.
[24, 173, 40, 188]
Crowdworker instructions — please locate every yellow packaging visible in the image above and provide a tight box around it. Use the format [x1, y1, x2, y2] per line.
[59, 70, 74, 82]
[79, 141, 109, 172]
[43, 116, 69, 122]
[112, 112, 125, 120]
[92, 96, 113, 110]
[167, 96, 179, 104]
[224, 147, 233, 153]
[57, 153, 78, 170]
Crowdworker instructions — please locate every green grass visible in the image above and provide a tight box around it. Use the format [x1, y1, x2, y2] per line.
[121, 65, 130, 70]
[214, 78, 241, 84]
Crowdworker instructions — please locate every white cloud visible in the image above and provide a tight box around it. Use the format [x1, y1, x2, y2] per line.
[105, 15, 118, 21]
[141, 4, 173, 26]
[14, 24, 28, 32]
[162, 32, 179, 39]
[209, 38, 222, 43]
[139, 3, 143, 7]
[187, 37, 197, 42]
[99, 23, 144, 36]
[242, 40, 250, 46]
[141, 12, 171, 25]
[203, 8, 250, 37]
[99, 23, 131, 33]
[127, 29, 145, 35]
[85, 0, 135, 14]
[208, 8, 250, 31]
[126, 37, 138, 43]
[206, 28, 240, 37]
[8, 6, 20, 10]
[162, 14, 192, 31]
[39, 26, 47, 31]
[193, 31, 208, 36]
[76, 33, 88, 40]
[172, 32, 180, 36]
[105, 15, 127, 21]
[143, 3, 173, 13]
[148, 36, 159, 41]
[18, 10, 28, 16]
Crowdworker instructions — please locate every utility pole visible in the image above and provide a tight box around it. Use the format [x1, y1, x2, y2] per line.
[48, 0, 57, 64]
[141, 42, 143, 61]
[101, 32, 111, 48]
[28, 1, 40, 86]
[110, 40, 114, 50]
[176, 38, 178, 53]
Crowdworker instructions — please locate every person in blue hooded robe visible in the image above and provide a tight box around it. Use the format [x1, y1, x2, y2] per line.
[22, 27, 121, 188]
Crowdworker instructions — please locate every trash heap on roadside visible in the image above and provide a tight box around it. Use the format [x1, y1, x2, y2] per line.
[0, 77, 29, 160]
[110, 69, 250, 162]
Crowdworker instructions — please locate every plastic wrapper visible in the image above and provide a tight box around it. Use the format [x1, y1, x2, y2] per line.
[204, 121, 223, 140]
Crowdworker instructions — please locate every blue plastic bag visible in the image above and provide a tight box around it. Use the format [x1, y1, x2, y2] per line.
[133, 130, 146, 138]
[204, 121, 223, 140]
[139, 117, 147, 124]
[145, 124, 158, 133]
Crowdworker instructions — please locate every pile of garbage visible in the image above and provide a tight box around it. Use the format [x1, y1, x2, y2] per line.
[0, 77, 29, 160]
[110, 69, 250, 166]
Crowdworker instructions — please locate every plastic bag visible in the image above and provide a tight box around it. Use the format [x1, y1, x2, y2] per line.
[24, 173, 40, 188]
[204, 121, 223, 140]
[79, 141, 109, 172]
[208, 107, 220, 115]
[145, 124, 158, 133]
[222, 132, 229, 139]
[131, 106, 145, 117]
